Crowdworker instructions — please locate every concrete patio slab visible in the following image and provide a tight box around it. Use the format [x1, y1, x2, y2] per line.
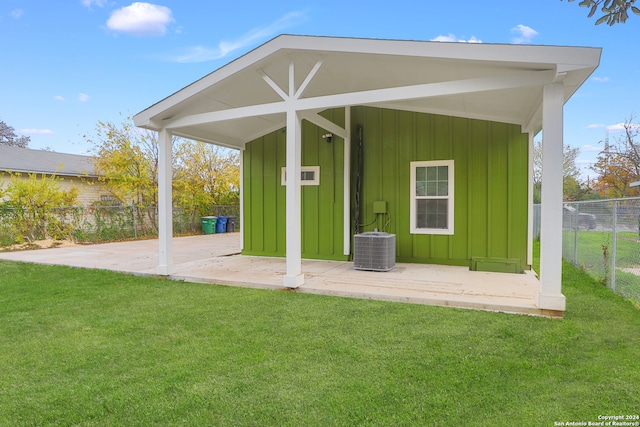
[0, 234, 554, 317]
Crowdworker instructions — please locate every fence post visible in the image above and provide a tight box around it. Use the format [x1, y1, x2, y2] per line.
[611, 200, 617, 292]
[574, 203, 579, 266]
[132, 203, 137, 239]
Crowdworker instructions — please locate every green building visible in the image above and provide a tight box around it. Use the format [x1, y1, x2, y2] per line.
[134, 35, 601, 314]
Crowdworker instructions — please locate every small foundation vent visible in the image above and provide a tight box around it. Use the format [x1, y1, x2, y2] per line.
[353, 232, 396, 272]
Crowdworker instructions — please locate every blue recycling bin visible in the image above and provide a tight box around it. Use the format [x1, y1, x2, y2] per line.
[216, 216, 228, 233]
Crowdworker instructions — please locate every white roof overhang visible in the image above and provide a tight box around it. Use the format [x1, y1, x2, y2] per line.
[133, 35, 601, 149]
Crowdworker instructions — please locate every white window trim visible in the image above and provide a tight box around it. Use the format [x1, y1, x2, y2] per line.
[410, 160, 454, 235]
[281, 166, 320, 186]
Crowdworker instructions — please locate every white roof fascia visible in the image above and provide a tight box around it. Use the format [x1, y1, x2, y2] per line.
[134, 37, 289, 129]
[277, 35, 600, 67]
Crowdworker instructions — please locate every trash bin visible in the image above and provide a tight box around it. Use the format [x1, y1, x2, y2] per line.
[216, 216, 228, 233]
[200, 216, 217, 235]
[227, 216, 237, 232]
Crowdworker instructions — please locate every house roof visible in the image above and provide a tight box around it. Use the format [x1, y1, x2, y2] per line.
[0, 145, 97, 178]
[134, 34, 601, 149]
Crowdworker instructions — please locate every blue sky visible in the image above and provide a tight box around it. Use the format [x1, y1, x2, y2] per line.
[1, 1, 638, 179]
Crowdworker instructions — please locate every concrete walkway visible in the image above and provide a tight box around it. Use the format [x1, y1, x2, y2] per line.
[0, 234, 554, 317]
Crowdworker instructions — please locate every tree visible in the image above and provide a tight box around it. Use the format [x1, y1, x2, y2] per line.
[563, 0, 640, 25]
[86, 117, 240, 225]
[590, 115, 640, 198]
[0, 120, 30, 148]
[86, 118, 163, 232]
[533, 140, 585, 201]
[88, 119, 160, 207]
[0, 173, 79, 242]
[174, 141, 240, 216]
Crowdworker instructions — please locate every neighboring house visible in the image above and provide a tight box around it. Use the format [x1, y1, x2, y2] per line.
[133, 35, 601, 314]
[0, 145, 104, 206]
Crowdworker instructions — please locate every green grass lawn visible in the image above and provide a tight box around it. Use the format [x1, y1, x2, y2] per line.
[1, 258, 639, 426]
[564, 230, 639, 270]
[563, 230, 640, 306]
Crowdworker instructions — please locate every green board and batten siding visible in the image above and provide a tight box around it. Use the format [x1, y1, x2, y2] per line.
[242, 106, 530, 272]
[242, 110, 347, 261]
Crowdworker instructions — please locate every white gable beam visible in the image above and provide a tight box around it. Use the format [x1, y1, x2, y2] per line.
[381, 102, 524, 127]
[164, 101, 287, 129]
[169, 130, 245, 150]
[295, 70, 555, 112]
[164, 70, 554, 130]
[171, 128, 245, 146]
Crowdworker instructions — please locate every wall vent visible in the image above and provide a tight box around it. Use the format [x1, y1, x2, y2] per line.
[353, 232, 396, 272]
[281, 166, 320, 186]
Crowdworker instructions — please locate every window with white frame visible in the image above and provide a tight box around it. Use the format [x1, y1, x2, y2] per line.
[281, 166, 320, 186]
[410, 160, 454, 235]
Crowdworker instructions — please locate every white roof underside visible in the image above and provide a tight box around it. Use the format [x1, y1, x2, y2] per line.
[134, 35, 601, 149]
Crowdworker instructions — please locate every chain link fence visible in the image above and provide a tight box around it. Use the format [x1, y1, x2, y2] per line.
[536, 198, 640, 307]
[0, 205, 239, 246]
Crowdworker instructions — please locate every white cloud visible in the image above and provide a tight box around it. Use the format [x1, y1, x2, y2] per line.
[170, 11, 306, 63]
[106, 2, 174, 37]
[10, 9, 24, 19]
[21, 129, 54, 135]
[430, 34, 482, 43]
[591, 76, 610, 83]
[607, 122, 640, 132]
[81, 0, 108, 9]
[78, 93, 90, 102]
[54, 95, 66, 102]
[510, 24, 538, 44]
[582, 144, 602, 152]
[587, 123, 605, 129]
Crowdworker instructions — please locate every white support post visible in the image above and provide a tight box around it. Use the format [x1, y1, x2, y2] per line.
[283, 60, 304, 288]
[283, 108, 304, 288]
[239, 150, 244, 251]
[343, 107, 351, 256]
[538, 83, 566, 311]
[157, 128, 175, 275]
[527, 132, 534, 267]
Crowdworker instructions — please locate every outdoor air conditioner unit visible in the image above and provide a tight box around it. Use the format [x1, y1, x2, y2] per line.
[353, 232, 396, 271]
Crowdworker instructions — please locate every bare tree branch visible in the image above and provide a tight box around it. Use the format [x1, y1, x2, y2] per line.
[0, 120, 30, 148]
